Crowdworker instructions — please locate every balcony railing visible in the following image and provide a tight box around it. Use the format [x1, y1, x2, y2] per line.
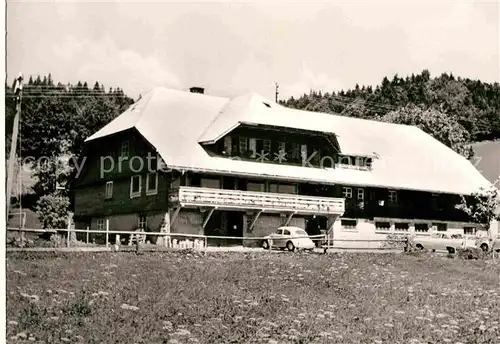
[169, 186, 345, 215]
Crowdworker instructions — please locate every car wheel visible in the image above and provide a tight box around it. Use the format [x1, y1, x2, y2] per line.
[480, 243, 489, 252]
[262, 240, 269, 250]
[286, 241, 295, 252]
[447, 247, 455, 254]
[416, 244, 424, 250]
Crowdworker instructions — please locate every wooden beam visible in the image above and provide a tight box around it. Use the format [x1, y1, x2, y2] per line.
[170, 207, 181, 227]
[284, 212, 296, 226]
[249, 210, 263, 231]
[202, 207, 216, 229]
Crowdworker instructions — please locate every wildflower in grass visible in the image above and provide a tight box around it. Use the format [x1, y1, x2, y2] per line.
[174, 329, 191, 336]
[120, 303, 139, 311]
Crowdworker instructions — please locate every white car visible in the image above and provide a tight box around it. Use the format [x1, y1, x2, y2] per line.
[413, 233, 476, 253]
[475, 235, 500, 253]
[262, 226, 315, 251]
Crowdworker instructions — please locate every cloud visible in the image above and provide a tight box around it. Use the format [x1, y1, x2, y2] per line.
[52, 34, 180, 96]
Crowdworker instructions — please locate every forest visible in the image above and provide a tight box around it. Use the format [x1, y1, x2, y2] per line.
[280, 70, 500, 145]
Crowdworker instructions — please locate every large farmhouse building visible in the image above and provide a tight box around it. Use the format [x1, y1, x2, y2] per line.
[71, 87, 492, 246]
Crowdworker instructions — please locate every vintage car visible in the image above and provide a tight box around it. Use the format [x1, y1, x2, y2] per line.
[475, 235, 500, 252]
[413, 233, 476, 254]
[262, 226, 315, 251]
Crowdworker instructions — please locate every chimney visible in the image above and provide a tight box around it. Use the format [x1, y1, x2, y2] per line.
[189, 87, 204, 94]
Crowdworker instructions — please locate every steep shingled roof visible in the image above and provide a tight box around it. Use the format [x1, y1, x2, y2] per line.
[85, 87, 491, 195]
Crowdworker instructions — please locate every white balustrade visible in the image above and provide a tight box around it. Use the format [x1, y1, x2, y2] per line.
[170, 186, 344, 214]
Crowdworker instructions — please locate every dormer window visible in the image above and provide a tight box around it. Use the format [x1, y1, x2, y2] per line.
[239, 136, 248, 154]
[388, 190, 398, 204]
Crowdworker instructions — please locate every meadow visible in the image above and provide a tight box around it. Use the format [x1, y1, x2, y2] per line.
[6, 251, 500, 344]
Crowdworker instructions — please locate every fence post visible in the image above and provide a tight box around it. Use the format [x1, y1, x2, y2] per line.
[115, 235, 120, 251]
[268, 238, 272, 252]
[86, 226, 89, 244]
[66, 217, 71, 248]
[105, 219, 109, 248]
[204, 236, 207, 249]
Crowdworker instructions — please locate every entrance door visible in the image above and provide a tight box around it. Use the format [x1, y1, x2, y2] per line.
[226, 211, 244, 246]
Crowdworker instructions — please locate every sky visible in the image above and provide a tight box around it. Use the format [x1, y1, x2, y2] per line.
[6, 0, 500, 101]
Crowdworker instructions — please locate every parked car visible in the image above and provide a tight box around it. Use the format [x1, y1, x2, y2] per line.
[262, 226, 315, 251]
[475, 235, 500, 253]
[413, 233, 476, 254]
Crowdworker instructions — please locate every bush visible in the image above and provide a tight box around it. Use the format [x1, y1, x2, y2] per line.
[456, 247, 487, 260]
[35, 193, 70, 229]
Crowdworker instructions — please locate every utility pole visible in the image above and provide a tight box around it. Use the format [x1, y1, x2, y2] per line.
[275, 82, 279, 103]
[6, 73, 23, 215]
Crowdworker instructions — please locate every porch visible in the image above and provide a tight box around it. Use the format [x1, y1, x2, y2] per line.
[166, 186, 345, 245]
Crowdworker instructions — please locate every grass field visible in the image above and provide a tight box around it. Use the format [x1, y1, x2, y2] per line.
[6, 251, 500, 344]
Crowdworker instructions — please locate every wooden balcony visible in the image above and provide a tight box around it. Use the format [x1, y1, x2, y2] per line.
[169, 186, 345, 215]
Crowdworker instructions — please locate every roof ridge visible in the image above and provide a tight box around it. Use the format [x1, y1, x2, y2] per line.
[134, 87, 161, 128]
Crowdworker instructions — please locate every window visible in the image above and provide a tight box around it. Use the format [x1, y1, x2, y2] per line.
[357, 188, 364, 201]
[239, 136, 248, 154]
[121, 140, 129, 157]
[223, 136, 232, 155]
[375, 222, 391, 231]
[105, 181, 113, 199]
[464, 227, 475, 235]
[301, 144, 308, 161]
[434, 223, 447, 232]
[341, 219, 357, 230]
[395, 222, 409, 232]
[247, 181, 265, 192]
[201, 178, 221, 189]
[339, 156, 351, 165]
[415, 223, 429, 233]
[278, 184, 296, 194]
[291, 143, 300, 160]
[278, 142, 286, 153]
[365, 158, 373, 168]
[97, 219, 106, 231]
[249, 138, 257, 157]
[263, 139, 271, 153]
[342, 187, 352, 199]
[146, 172, 158, 195]
[269, 183, 279, 193]
[130, 175, 142, 198]
[283, 229, 291, 236]
[138, 215, 147, 230]
[388, 190, 398, 204]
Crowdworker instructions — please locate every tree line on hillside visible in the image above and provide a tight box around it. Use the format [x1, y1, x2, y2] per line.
[5, 74, 135, 228]
[280, 70, 500, 152]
